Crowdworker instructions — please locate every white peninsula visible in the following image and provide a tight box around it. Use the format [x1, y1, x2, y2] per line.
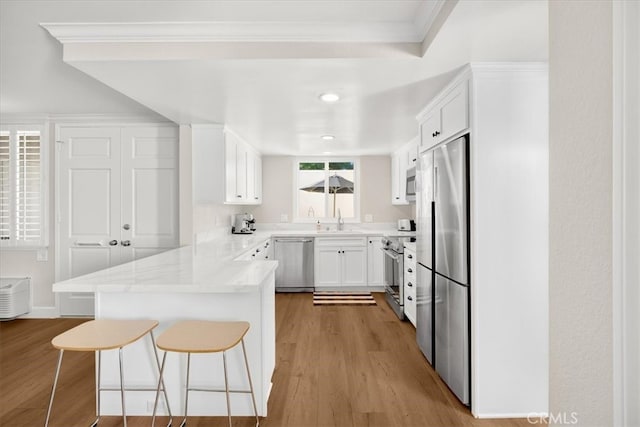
[52, 234, 278, 417]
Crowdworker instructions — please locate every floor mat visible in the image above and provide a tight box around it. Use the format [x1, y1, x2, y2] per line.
[313, 291, 377, 306]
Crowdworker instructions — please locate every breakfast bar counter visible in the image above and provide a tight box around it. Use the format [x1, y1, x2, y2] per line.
[52, 235, 278, 417]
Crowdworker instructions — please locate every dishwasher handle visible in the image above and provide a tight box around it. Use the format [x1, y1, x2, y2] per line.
[274, 239, 313, 243]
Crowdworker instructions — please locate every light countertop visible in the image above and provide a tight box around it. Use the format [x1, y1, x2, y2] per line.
[53, 232, 278, 294]
[52, 228, 415, 294]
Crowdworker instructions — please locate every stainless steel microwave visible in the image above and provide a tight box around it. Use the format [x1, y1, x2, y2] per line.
[406, 166, 416, 202]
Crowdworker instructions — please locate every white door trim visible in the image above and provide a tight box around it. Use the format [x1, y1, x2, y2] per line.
[613, 1, 639, 426]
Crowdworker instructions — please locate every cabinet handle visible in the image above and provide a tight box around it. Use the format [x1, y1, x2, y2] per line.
[407, 254, 413, 259]
[407, 268, 413, 273]
[237, 195, 242, 198]
[408, 282, 413, 287]
[108, 240, 118, 246]
[432, 132, 436, 137]
[407, 295, 413, 301]
[121, 240, 131, 247]
[255, 197, 259, 200]
[395, 197, 400, 200]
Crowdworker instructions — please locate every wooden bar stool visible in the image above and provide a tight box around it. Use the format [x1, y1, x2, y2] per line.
[152, 320, 259, 427]
[44, 319, 172, 427]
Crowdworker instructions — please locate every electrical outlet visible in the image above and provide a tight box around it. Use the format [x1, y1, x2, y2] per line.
[364, 214, 373, 223]
[280, 214, 288, 223]
[36, 249, 48, 262]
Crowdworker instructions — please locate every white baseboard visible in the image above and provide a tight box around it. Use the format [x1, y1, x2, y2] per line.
[473, 412, 548, 419]
[19, 306, 59, 319]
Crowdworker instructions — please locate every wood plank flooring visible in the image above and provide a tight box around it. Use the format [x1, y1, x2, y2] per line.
[0, 293, 537, 427]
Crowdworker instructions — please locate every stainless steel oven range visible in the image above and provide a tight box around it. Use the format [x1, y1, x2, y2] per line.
[381, 235, 414, 319]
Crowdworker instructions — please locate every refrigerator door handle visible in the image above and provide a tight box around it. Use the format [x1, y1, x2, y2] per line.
[434, 166, 438, 200]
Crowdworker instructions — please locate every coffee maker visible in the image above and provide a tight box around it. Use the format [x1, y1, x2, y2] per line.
[232, 213, 256, 234]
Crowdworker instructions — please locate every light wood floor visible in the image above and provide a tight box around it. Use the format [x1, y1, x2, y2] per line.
[0, 293, 536, 427]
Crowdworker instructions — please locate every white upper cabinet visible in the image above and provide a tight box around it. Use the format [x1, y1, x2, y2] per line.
[391, 137, 418, 205]
[193, 125, 262, 205]
[418, 80, 469, 152]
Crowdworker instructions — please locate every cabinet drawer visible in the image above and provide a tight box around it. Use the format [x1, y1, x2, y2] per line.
[316, 237, 366, 247]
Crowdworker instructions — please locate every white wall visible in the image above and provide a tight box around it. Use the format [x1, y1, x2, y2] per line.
[250, 156, 413, 224]
[0, 123, 57, 316]
[549, 2, 613, 425]
[613, 2, 640, 425]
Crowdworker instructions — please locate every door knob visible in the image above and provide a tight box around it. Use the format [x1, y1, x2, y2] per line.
[109, 240, 118, 246]
[121, 240, 131, 247]
[122, 224, 130, 230]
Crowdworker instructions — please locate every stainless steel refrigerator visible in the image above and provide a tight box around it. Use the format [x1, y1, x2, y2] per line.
[416, 134, 470, 405]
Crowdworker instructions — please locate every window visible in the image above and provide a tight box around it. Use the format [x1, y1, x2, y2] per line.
[0, 125, 47, 248]
[295, 159, 358, 222]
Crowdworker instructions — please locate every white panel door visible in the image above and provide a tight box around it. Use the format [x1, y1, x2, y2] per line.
[121, 126, 179, 261]
[57, 127, 122, 316]
[57, 125, 179, 316]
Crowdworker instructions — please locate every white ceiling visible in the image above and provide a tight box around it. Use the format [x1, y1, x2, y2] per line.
[1, 0, 548, 155]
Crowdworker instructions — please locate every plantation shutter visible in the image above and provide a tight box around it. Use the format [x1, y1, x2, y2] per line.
[0, 131, 9, 241]
[16, 131, 41, 242]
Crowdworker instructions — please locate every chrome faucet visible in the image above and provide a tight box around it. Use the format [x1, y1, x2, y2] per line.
[337, 209, 344, 231]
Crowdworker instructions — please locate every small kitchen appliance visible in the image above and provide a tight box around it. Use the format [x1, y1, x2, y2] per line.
[397, 219, 415, 232]
[232, 213, 256, 234]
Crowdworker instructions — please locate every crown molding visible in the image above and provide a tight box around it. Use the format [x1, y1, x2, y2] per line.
[413, 0, 447, 41]
[41, 21, 424, 44]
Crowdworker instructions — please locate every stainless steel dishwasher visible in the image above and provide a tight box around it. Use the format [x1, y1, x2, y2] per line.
[273, 238, 314, 292]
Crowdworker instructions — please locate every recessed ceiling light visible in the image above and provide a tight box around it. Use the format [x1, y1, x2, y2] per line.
[321, 135, 335, 141]
[319, 93, 340, 103]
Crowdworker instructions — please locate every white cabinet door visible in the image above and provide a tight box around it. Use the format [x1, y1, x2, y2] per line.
[223, 130, 261, 205]
[225, 136, 238, 203]
[236, 142, 248, 201]
[439, 81, 468, 142]
[246, 150, 255, 202]
[420, 111, 441, 152]
[315, 246, 342, 286]
[253, 154, 262, 204]
[246, 150, 262, 204]
[391, 153, 408, 205]
[419, 80, 469, 153]
[342, 246, 367, 286]
[367, 237, 384, 286]
[406, 138, 418, 169]
[57, 125, 179, 316]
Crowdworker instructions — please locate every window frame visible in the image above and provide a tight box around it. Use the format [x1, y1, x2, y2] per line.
[0, 123, 49, 250]
[293, 157, 360, 223]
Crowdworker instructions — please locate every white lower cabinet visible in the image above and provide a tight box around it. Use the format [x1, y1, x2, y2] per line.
[315, 238, 367, 288]
[367, 237, 384, 286]
[404, 246, 417, 326]
[236, 239, 271, 261]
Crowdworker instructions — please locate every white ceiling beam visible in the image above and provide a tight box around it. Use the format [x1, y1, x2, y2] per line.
[41, 21, 423, 44]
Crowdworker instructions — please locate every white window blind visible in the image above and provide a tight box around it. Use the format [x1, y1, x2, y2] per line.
[0, 132, 10, 241]
[0, 126, 46, 248]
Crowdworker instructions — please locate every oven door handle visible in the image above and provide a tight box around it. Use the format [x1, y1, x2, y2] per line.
[380, 248, 400, 261]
